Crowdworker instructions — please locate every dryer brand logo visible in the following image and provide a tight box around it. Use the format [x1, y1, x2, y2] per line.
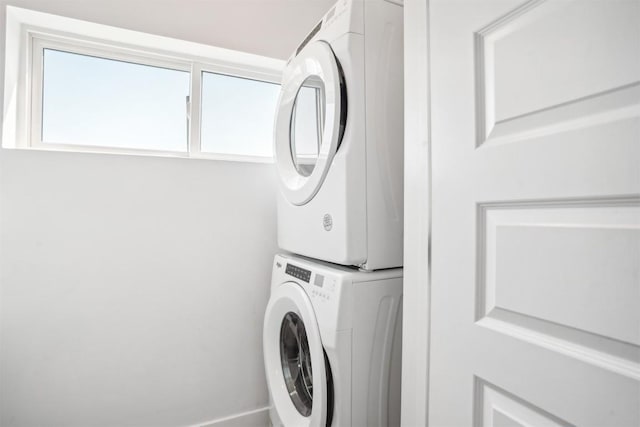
[323, 214, 333, 231]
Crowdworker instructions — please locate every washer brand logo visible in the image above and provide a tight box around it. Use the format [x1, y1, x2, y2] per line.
[276, 262, 282, 268]
[323, 214, 333, 231]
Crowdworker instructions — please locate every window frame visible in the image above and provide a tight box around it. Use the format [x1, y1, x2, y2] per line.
[31, 36, 194, 157]
[3, 6, 285, 162]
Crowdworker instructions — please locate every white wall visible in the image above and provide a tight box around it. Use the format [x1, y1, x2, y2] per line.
[0, 1, 333, 426]
[1, 151, 277, 427]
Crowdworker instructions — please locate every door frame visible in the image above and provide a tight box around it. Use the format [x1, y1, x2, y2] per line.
[401, 0, 432, 425]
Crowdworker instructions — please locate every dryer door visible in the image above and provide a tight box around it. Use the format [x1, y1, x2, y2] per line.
[264, 282, 328, 427]
[274, 41, 346, 206]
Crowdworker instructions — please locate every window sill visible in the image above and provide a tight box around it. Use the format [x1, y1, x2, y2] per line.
[1, 145, 275, 164]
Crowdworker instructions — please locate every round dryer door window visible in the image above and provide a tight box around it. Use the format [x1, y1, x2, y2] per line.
[274, 41, 347, 206]
[290, 76, 326, 178]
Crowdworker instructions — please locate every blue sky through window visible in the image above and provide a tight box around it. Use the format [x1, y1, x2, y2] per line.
[200, 72, 280, 157]
[42, 49, 190, 152]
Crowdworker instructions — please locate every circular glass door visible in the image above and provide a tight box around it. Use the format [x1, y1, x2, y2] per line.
[263, 282, 328, 427]
[273, 41, 346, 206]
[280, 312, 314, 416]
[290, 77, 326, 177]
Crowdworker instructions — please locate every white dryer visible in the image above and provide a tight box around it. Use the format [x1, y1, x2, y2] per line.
[273, 0, 404, 270]
[263, 254, 402, 427]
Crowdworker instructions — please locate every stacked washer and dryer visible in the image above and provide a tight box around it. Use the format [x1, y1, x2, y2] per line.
[264, 0, 404, 425]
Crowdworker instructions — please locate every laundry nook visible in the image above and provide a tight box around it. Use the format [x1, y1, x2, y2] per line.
[0, 0, 638, 426]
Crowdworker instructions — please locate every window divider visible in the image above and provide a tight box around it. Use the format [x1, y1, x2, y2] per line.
[29, 34, 44, 149]
[189, 63, 203, 157]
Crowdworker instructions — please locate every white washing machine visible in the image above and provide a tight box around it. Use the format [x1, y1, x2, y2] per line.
[263, 254, 402, 427]
[273, 0, 404, 271]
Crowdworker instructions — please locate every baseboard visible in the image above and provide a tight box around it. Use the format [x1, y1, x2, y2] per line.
[194, 406, 270, 427]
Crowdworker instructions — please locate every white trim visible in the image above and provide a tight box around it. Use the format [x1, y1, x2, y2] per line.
[189, 62, 204, 157]
[2, 145, 276, 164]
[191, 152, 274, 164]
[401, 0, 432, 426]
[5, 6, 283, 76]
[3, 5, 284, 161]
[189, 406, 270, 427]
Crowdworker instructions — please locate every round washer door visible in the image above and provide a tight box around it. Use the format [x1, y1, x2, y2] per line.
[274, 40, 346, 206]
[264, 282, 327, 427]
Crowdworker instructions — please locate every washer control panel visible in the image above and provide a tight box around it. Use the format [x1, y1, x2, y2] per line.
[284, 261, 338, 302]
[309, 273, 337, 301]
[285, 263, 311, 283]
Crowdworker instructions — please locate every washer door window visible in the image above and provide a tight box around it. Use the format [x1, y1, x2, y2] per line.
[263, 282, 329, 427]
[280, 312, 314, 416]
[274, 41, 346, 206]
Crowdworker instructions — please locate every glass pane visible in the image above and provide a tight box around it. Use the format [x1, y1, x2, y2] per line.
[200, 72, 280, 157]
[280, 312, 313, 417]
[291, 76, 324, 177]
[42, 49, 190, 152]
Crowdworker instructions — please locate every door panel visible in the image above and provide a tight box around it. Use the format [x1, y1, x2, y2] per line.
[477, 379, 571, 427]
[475, 0, 640, 144]
[429, 0, 640, 426]
[482, 0, 640, 124]
[480, 201, 640, 347]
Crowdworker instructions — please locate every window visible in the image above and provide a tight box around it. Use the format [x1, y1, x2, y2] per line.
[3, 6, 284, 161]
[200, 72, 280, 157]
[41, 49, 190, 152]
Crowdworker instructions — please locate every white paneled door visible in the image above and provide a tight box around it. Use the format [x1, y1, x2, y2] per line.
[427, 0, 640, 426]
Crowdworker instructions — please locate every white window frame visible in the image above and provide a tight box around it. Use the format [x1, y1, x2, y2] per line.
[30, 36, 194, 157]
[3, 6, 285, 163]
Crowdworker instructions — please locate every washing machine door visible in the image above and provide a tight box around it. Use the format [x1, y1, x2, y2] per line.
[264, 282, 328, 427]
[274, 40, 346, 206]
